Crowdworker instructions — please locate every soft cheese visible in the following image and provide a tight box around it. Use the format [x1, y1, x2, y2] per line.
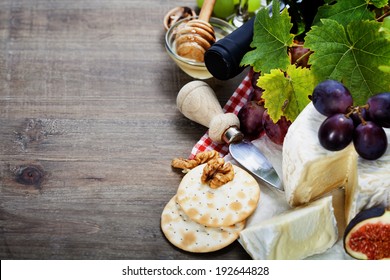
[239, 196, 338, 260]
[282, 102, 390, 222]
[346, 128, 390, 222]
[282, 103, 356, 206]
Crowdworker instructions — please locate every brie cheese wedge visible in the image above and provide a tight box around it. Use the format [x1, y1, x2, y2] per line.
[346, 133, 390, 222]
[239, 196, 338, 260]
[282, 102, 390, 222]
[282, 103, 355, 206]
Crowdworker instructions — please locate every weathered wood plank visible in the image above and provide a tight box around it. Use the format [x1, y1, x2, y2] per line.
[0, 0, 250, 259]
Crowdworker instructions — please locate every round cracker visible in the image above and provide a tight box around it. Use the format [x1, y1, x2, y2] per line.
[161, 195, 245, 253]
[176, 164, 260, 227]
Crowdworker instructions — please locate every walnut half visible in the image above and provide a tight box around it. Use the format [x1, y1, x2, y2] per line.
[201, 158, 234, 189]
[172, 150, 234, 188]
[171, 150, 220, 172]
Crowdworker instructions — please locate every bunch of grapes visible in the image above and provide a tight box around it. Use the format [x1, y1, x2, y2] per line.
[238, 37, 311, 144]
[237, 41, 310, 145]
[312, 80, 390, 160]
[237, 68, 291, 145]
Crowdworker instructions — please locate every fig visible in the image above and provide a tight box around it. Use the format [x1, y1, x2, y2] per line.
[343, 207, 390, 260]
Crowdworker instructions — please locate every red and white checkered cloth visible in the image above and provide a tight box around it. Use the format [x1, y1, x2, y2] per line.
[189, 71, 254, 159]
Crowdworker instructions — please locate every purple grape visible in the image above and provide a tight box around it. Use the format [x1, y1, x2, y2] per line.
[366, 92, 390, 128]
[262, 111, 291, 145]
[353, 121, 388, 160]
[290, 45, 311, 68]
[312, 80, 353, 116]
[237, 101, 265, 140]
[318, 114, 354, 151]
[250, 68, 264, 102]
[251, 69, 261, 90]
[350, 107, 368, 127]
[251, 87, 264, 102]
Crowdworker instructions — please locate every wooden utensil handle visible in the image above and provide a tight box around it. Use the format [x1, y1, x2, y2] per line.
[177, 81, 240, 143]
[198, 0, 216, 22]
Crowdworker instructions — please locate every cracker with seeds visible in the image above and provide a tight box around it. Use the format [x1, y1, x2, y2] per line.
[176, 163, 260, 227]
[161, 195, 245, 253]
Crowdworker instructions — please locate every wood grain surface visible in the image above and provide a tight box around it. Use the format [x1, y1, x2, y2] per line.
[0, 0, 250, 259]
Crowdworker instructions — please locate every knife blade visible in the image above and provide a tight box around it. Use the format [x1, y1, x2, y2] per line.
[177, 80, 283, 191]
[229, 140, 283, 190]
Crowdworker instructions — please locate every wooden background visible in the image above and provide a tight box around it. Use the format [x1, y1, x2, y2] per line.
[0, 0, 250, 259]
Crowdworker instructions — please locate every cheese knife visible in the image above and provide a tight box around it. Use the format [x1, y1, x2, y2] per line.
[177, 81, 283, 191]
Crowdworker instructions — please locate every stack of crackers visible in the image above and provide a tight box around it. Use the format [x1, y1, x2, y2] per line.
[161, 157, 261, 253]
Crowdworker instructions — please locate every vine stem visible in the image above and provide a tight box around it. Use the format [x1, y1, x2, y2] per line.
[345, 105, 369, 126]
[291, 43, 304, 48]
[377, 9, 390, 22]
[294, 50, 314, 66]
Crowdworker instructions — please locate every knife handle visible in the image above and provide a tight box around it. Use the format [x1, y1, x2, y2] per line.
[177, 81, 240, 144]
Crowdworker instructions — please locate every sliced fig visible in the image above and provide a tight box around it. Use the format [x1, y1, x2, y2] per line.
[343, 207, 390, 260]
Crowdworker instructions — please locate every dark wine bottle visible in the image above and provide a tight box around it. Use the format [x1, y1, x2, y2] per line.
[204, 16, 255, 80]
[204, 0, 324, 80]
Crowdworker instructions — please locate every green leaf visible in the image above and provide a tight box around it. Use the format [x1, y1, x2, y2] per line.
[379, 16, 390, 40]
[305, 19, 390, 105]
[240, 0, 294, 73]
[257, 65, 314, 122]
[370, 0, 389, 8]
[313, 0, 374, 27]
[379, 65, 390, 72]
[379, 17, 390, 72]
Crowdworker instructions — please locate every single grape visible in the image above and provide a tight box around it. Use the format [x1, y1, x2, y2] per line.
[318, 114, 354, 151]
[248, 0, 261, 13]
[197, 0, 235, 19]
[353, 121, 388, 160]
[312, 80, 353, 116]
[251, 88, 264, 102]
[289, 44, 311, 68]
[350, 107, 368, 127]
[262, 111, 291, 145]
[249, 68, 264, 102]
[366, 92, 390, 128]
[251, 69, 261, 90]
[237, 101, 265, 140]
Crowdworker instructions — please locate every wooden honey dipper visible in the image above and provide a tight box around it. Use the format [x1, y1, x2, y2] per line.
[175, 0, 216, 62]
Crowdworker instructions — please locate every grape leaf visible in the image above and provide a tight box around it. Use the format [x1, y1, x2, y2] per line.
[240, 0, 294, 74]
[257, 65, 314, 122]
[379, 65, 390, 72]
[305, 19, 390, 105]
[379, 16, 390, 40]
[379, 17, 390, 71]
[313, 0, 375, 27]
[370, 0, 389, 8]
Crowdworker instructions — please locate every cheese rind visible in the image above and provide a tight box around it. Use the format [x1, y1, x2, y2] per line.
[346, 128, 390, 222]
[282, 103, 355, 206]
[282, 102, 390, 223]
[239, 196, 338, 260]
